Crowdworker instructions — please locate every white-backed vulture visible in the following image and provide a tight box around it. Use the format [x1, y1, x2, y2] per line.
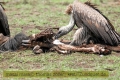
[55, 0, 120, 46]
[0, 4, 10, 37]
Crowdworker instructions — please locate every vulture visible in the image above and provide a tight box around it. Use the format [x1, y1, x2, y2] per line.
[0, 4, 10, 37]
[55, 0, 120, 46]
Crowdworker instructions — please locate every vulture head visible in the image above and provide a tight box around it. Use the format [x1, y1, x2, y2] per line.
[55, 4, 74, 39]
[55, 26, 69, 39]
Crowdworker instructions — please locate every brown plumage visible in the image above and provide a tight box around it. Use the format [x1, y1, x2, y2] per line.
[55, 0, 120, 46]
[65, 4, 73, 15]
[0, 4, 10, 37]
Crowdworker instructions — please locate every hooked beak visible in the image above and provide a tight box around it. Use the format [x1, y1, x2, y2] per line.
[54, 31, 62, 39]
[55, 34, 60, 39]
[54, 35, 58, 39]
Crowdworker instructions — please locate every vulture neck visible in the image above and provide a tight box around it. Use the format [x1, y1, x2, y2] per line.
[65, 12, 75, 33]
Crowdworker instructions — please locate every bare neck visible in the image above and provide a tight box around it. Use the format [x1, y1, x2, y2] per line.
[65, 11, 75, 33]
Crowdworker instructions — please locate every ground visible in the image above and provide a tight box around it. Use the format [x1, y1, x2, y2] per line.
[0, 0, 120, 80]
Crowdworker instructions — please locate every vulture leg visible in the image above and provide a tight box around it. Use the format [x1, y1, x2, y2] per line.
[70, 26, 95, 46]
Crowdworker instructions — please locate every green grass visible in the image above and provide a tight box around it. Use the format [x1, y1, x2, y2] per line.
[1, 0, 120, 80]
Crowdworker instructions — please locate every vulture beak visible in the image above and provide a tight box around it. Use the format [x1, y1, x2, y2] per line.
[54, 35, 58, 39]
[55, 31, 62, 39]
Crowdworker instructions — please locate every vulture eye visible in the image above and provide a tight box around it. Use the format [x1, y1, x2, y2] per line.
[55, 31, 62, 39]
[58, 31, 62, 34]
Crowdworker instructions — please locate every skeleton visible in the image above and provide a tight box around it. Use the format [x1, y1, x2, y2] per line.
[22, 28, 120, 55]
[0, 28, 118, 55]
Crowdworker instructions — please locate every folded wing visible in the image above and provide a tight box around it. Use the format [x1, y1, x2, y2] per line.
[0, 4, 10, 37]
[73, 1, 120, 46]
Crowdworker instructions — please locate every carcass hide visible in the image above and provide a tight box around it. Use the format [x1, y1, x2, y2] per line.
[22, 28, 120, 55]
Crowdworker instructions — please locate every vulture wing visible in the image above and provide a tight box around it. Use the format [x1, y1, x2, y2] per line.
[0, 4, 10, 37]
[73, 1, 120, 46]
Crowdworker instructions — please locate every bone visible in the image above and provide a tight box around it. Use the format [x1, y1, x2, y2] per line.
[22, 43, 31, 46]
[53, 40, 64, 45]
[20, 29, 113, 55]
[22, 39, 31, 43]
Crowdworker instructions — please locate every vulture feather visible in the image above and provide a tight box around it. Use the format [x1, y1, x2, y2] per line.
[55, 0, 120, 46]
[0, 4, 10, 37]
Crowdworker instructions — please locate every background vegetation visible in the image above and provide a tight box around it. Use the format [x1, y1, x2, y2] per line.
[0, 0, 120, 80]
